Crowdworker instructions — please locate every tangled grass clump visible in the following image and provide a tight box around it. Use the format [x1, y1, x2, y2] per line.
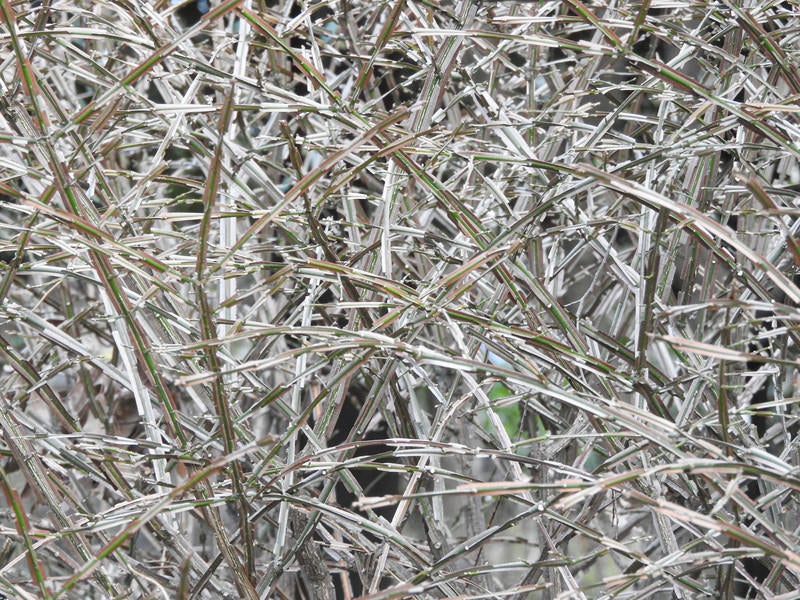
[0, 0, 799, 598]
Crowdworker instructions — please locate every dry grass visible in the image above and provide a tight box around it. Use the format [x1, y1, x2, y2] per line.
[0, 0, 799, 598]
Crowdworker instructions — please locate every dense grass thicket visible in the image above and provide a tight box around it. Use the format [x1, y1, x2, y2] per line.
[0, 0, 799, 598]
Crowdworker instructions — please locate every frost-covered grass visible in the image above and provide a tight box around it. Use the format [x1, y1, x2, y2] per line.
[0, 0, 799, 598]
